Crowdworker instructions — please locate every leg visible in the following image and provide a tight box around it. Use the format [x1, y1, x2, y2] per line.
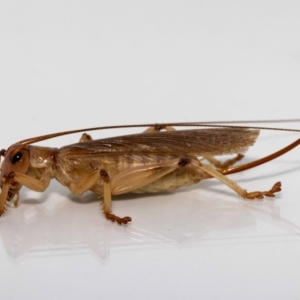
[67, 157, 194, 223]
[79, 125, 175, 143]
[79, 133, 93, 142]
[189, 160, 281, 199]
[0, 170, 53, 215]
[79, 126, 175, 142]
[109, 156, 280, 200]
[13, 171, 52, 192]
[144, 125, 176, 132]
[110, 159, 184, 194]
[67, 169, 132, 224]
[0, 174, 13, 215]
[100, 170, 131, 224]
[203, 154, 244, 170]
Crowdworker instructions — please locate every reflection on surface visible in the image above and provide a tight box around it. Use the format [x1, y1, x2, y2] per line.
[1, 181, 300, 263]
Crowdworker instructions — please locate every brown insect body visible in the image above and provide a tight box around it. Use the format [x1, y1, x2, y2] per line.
[0, 123, 294, 224]
[55, 128, 259, 192]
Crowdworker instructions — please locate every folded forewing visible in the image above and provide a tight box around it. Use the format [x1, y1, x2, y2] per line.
[58, 128, 260, 158]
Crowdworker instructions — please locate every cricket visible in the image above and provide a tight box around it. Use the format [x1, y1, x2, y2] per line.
[1, 122, 300, 224]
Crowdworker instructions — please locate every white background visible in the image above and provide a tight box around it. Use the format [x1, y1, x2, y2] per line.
[1, 1, 300, 299]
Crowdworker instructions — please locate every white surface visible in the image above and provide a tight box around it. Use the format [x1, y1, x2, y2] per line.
[1, 1, 300, 299]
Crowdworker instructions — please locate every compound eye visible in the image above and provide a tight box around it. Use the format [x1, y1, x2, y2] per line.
[11, 152, 23, 164]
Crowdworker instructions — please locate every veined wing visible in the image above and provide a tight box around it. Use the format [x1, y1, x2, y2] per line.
[58, 128, 260, 158]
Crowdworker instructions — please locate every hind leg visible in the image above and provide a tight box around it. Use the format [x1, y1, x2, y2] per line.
[189, 160, 281, 199]
[78, 124, 175, 142]
[203, 154, 244, 170]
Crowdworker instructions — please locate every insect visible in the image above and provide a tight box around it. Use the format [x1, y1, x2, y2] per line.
[0, 122, 299, 224]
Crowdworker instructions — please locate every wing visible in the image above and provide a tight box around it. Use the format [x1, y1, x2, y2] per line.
[58, 128, 260, 158]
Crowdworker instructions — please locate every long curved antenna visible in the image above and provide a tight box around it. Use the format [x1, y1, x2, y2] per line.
[17, 121, 300, 146]
[222, 138, 300, 175]
[194, 118, 300, 124]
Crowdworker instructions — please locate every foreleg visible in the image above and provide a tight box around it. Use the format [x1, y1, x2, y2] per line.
[0, 170, 52, 214]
